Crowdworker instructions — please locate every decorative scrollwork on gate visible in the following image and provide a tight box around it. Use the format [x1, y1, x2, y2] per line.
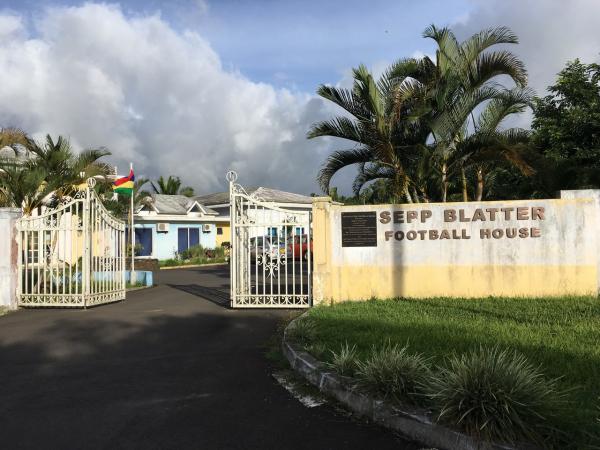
[227, 171, 312, 309]
[16, 179, 126, 308]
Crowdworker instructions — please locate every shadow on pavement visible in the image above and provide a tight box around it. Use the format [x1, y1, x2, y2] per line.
[168, 283, 230, 308]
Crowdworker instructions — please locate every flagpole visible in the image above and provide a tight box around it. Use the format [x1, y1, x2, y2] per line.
[130, 162, 136, 284]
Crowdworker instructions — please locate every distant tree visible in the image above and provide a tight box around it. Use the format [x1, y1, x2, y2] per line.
[531, 59, 600, 189]
[151, 175, 194, 197]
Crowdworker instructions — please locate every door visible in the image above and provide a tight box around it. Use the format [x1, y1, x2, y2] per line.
[178, 228, 188, 254]
[135, 228, 153, 256]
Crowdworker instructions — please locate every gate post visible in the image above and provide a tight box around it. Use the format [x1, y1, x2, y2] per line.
[0, 208, 22, 310]
[82, 182, 91, 307]
[311, 197, 334, 306]
[227, 171, 238, 307]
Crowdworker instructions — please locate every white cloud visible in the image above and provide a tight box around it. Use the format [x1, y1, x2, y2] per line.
[0, 3, 336, 195]
[455, 0, 600, 96]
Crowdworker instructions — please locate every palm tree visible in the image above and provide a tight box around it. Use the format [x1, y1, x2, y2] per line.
[151, 175, 194, 197]
[0, 127, 33, 156]
[310, 25, 535, 204]
[392, 25, 533, 201]
[0, 133, 111, 214]
[0, 165, 55, 214]
[27, 135, 112, 201]
[308, 64, 429, 202]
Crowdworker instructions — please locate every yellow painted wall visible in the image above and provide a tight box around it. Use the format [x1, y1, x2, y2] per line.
[312, 196, 600, 303]
[215, 223, 230, 246]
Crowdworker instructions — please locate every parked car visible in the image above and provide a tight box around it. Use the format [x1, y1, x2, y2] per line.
[288, 234, 312, 261]
[249, 236, 288, 265]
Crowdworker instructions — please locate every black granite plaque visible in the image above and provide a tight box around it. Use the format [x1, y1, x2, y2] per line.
[341, 212, 377, 247]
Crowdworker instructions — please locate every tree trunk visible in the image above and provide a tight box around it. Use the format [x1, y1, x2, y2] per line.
[441, 163, 448, 203]
[412, 187, 420, 203]
[403, 185, 413, 203]
[461, 167, 468, 202]
[476, 167, 484, 201]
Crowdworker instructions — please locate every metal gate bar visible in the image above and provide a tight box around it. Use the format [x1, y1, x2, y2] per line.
[228, 171, 311, 308]
[16, 178, 126, 308]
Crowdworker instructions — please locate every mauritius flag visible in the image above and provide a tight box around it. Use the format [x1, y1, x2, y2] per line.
[113, 168, 135, 196]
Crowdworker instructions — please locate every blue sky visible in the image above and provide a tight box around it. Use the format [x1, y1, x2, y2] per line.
[2, 0, 472, 91]
[1, 0, 599, 194]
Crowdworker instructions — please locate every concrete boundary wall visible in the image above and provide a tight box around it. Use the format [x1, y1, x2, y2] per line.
[0, 208, 21, 310]
[312, 193, 600, 303]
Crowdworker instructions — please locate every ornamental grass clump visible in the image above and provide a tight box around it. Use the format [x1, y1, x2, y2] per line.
[327, 342, 359, 376]
[427, 346, 567, 447]
[287, 317, 316, 347]
[355, 341, 431, 405]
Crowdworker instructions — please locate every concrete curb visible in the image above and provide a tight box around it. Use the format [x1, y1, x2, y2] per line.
[160, 262, 228, 270]
[282, 316, 520, 450]
[126, 285, 154, 292]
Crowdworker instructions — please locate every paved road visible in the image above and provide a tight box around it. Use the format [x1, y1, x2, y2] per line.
[0, 267, 418, 449]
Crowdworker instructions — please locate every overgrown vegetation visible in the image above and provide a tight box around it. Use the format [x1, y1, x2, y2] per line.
[296, 297, 600, 448]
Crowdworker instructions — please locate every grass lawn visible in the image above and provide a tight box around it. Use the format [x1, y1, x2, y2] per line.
[305, 296, 600, 447]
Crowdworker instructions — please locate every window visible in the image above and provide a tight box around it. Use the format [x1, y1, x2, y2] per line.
[178, 227, 200, 253]
[217, 227, 223, 235]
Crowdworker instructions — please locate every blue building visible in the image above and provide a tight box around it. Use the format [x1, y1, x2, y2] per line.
[132, 194, 228, 260]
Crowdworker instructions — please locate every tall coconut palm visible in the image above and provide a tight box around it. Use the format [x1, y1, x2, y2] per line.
[308, 64, 429, 202]
[151, 175, 194, 197]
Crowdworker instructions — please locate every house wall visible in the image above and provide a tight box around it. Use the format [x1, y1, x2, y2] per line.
[0, 208, 21, 310]
[312, 195, 600, 303]
[215, 223, 230, 246]
[134, 222, 217, 260]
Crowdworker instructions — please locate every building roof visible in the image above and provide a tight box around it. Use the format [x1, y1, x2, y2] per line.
[195, 186, 313, 206]
[146, 194, 217, 215]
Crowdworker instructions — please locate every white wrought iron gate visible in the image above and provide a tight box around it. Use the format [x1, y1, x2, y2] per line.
[228, 171, 312, 308]
[16, 178, 126, 308]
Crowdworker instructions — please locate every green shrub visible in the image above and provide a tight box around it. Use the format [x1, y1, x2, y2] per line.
[427, 346, 567, 447]
[180, 245, 226, 262]
[287, 317, 316, 346]
[327, 342, 358, 376]
[355, 341, 431, 405]
[161, 259, 179, 267]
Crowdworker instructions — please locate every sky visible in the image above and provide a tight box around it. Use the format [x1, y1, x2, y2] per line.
[1, 0, 599, 195]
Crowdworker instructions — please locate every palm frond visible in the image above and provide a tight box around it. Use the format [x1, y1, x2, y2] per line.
[477, 88, 534, 135]
[317, 147, 373, 193]
[460, 26, 519, 65]
[307, 116, 366, 143]
[315, 85, 371, 120]
[470, 50, 527, 88]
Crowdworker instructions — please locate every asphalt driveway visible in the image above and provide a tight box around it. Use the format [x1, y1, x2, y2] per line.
[0, 266, 418, 449]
